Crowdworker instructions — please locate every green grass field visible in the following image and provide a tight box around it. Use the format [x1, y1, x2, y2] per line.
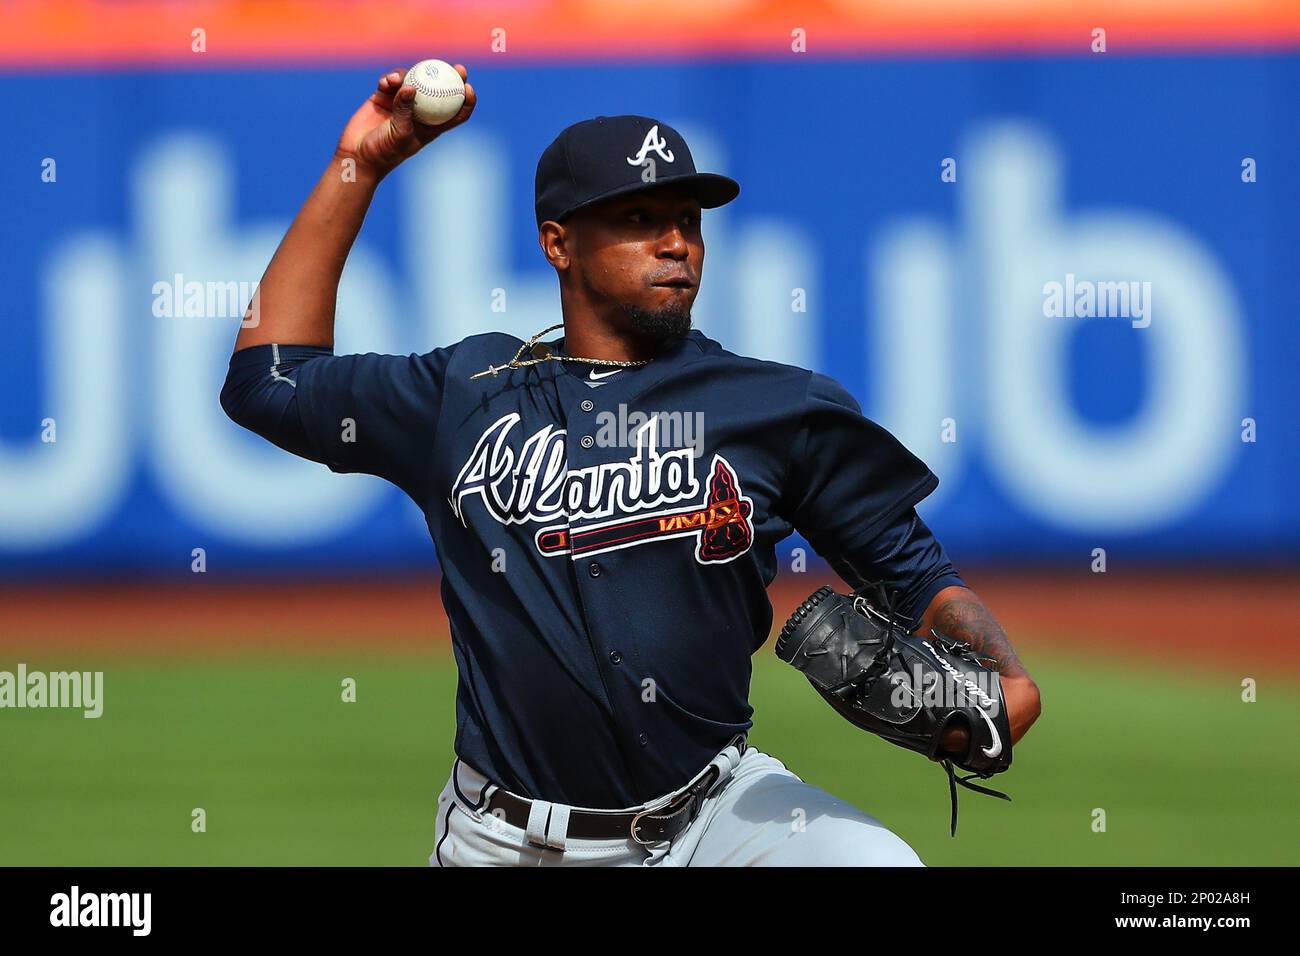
[2, 647, 1296, 865]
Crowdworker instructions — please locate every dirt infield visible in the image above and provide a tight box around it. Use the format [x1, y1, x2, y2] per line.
[1, 568, 1297, 675]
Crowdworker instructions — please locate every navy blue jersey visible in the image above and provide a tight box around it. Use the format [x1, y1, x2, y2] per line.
[222, 330, 963, 807]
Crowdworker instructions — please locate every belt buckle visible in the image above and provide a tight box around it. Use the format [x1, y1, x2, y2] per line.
[629, 804, 662, 846]
[630, 766, 718, 846]
[628, 740, 742, 847]
[629, 786, 698, 846]
[629, 796, 687, 846]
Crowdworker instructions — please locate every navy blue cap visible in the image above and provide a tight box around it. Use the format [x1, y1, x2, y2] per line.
[535, 115, 740, 228]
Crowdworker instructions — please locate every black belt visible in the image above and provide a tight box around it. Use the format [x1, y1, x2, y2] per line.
[483, 735, 747, 846]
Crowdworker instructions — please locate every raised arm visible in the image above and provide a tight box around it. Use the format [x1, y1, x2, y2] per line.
[233, 65, 476, 352]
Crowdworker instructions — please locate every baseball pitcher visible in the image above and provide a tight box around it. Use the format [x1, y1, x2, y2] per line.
[221, 66, 1042, 866]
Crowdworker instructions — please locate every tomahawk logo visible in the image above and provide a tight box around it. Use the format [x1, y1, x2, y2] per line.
[626, 125, 675, 166]
[449, 412, 754, 563]
[535, 454, 753, 563]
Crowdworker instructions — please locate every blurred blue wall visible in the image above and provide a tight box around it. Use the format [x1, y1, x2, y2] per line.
[2, 54, 1296, 575]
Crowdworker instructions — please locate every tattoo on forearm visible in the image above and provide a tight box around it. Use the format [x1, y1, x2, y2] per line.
[931, 596, 1025, 676]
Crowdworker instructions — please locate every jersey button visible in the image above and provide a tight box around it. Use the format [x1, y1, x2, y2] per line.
[580, 435, 594, 449]
[588, 562, 601, 578]
[609, 650, 623, 664]
[638, 732, 649, 746]
[580, 399, 594, 412]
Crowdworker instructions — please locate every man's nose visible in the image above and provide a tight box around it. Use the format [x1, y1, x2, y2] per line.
[656, 224, 689, 258]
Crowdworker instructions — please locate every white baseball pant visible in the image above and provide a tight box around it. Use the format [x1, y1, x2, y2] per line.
[429, 738, 923, 867]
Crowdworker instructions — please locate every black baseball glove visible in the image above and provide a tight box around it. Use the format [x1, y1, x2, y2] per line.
[775, 584, 1012, 834]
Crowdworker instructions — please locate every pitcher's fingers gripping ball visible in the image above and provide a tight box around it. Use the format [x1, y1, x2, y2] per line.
[404, 59, 466, 125]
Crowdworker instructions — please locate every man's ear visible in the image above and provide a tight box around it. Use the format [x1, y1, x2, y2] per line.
[539, 220, 573, 272]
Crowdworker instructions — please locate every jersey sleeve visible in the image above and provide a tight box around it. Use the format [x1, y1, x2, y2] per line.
[290, 345, 457, 495]
[222, 342, 456, 496]
[824, 508, 965, 629]
[220, 343, 332, 463]
[784, 372, 939, 557]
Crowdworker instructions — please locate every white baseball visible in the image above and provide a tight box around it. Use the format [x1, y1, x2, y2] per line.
[404, 59, 466, 126]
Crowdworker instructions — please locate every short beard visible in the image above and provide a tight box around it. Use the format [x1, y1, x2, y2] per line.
[619, 300, 693, 349]
[575, 260, 693, 349]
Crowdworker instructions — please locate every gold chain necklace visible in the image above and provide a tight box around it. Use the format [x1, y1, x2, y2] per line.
[469, 323, 653, 380]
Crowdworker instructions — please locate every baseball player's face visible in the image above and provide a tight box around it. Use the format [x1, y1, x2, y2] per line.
[571, 187, 704, 347]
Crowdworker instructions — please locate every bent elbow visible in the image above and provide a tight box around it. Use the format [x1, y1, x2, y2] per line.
[219, 372, 248, 428]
